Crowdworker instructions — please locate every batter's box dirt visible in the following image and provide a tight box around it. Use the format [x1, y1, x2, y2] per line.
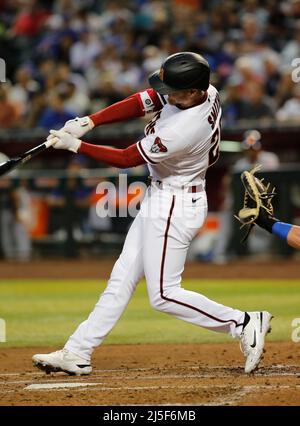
[0, 342, 299, 405]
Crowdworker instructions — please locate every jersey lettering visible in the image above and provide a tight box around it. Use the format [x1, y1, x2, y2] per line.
[208, 93, 221, 130]
[208, 125, 221, 167]
[145, 111, 162, 135]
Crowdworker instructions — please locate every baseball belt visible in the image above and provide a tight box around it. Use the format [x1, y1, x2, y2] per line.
[148, 178, 204, 193]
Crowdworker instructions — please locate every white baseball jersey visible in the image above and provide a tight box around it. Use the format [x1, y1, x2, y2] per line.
[136, 84, 221, 187]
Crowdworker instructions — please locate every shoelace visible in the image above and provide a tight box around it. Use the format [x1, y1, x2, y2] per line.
[51, 349, 67, 356]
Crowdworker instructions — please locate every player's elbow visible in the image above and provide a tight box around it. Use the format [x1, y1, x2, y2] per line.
[117, 162, 130, 169]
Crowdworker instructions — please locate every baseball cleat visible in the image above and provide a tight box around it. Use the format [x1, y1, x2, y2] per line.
[240, 311, 273, 374]
[32, 349, 92, 376]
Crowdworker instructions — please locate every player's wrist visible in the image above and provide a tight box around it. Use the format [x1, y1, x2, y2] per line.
[87, 115, 95, 128]
[271, 222, 292, 241]
[80, 116, 94, 131]
[69, 138, 82, 153]
[256, 209, 278, 233]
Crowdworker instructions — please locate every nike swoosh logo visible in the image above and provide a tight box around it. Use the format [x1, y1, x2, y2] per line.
[250, 330, 257, 348]
[192, 197, 201, 203]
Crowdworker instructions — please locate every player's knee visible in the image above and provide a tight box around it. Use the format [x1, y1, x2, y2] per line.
[149, 292, 169, 312]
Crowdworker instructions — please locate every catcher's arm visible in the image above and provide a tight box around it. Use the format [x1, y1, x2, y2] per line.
[287, 226, 300, 249]
[235, 165, 300, 249]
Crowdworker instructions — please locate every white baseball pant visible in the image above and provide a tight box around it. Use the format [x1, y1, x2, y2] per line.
[65, 184, 245, 361]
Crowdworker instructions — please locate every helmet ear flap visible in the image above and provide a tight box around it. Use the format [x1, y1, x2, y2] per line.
[192, 69, 210, 91]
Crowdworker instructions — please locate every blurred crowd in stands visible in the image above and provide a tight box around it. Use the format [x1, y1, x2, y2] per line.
[1, 0, 300, 261]
[1, 0, 300, 130]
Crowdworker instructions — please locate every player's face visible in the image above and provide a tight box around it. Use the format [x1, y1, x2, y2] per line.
[167, 89, 204, 109]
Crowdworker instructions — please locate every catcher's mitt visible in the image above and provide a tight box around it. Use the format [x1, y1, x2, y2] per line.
[235, 164, 276, 242]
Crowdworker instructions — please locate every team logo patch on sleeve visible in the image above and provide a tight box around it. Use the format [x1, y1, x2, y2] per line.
[150, 137, 168, 153]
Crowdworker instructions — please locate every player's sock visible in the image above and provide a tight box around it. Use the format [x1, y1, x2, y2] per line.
[272, 222, 293, 241]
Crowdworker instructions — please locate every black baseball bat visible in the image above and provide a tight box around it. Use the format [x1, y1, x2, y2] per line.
[0, 138, 57, 177]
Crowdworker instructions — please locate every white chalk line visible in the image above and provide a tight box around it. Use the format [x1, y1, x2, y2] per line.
[23, 383, 300, 392]
[25, 382, 100, 390]
[1, 381, 299, 405]
[0, 363, 298, 378]
[1, 370, 299, 388]
[204, 384, 300, 406]
[204, 387, 252, 406]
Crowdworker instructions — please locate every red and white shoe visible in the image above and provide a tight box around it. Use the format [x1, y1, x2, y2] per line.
[240, 311, 273, 374]
[32, 349, 92, 376]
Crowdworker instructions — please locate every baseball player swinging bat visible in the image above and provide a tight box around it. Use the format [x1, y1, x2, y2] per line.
[0, 138, 57, 177]
[32, 52, 273, 377]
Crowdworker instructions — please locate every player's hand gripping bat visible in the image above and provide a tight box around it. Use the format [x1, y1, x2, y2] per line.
[0, 138, 58, 177]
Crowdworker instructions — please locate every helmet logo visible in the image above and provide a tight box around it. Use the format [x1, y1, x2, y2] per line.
[159, 67, 164, 81]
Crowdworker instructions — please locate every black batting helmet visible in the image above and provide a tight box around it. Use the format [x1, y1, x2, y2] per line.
[148, 52, 210, 95]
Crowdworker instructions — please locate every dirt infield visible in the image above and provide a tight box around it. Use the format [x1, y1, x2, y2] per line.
[0, 259, 299, 405]
[0, 258, 299, 279]
[0, 342, 299, 406]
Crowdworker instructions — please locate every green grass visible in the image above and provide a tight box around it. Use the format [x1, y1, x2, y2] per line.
[0, 279, 299, 347]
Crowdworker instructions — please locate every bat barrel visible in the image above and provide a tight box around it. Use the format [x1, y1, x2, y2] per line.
[0, 158, 21, 176]
[0, 138, 57, 177]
